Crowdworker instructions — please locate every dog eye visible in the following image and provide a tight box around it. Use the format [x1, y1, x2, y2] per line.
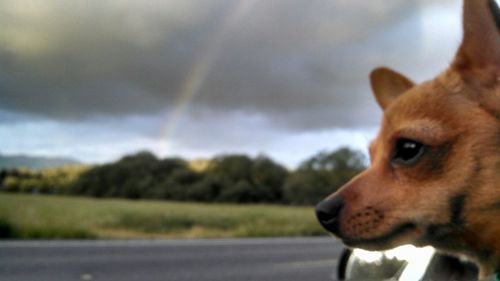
[392, 138, 425, 165]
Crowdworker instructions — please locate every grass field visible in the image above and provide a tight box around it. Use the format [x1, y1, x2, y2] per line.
[0, 193, 327, 239]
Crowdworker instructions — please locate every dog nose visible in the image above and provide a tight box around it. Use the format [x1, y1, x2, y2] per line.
[315, 197, 344, 234]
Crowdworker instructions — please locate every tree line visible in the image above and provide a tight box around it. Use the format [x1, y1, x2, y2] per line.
[0, 148, 366, 205]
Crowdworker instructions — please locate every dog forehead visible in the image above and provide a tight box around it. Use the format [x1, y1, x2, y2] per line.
[383, 80, 470, 125]
[375, 81, 469, 142]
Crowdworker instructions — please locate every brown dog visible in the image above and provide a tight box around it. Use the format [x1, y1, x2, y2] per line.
[316, 0, 500, 279]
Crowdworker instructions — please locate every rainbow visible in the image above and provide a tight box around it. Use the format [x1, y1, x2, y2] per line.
[158, 0, 261, 156]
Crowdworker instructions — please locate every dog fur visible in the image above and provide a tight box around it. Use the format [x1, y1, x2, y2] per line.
[317, 0, 500, 278]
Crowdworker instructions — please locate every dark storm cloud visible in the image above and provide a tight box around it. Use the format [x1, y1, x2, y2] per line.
[0, 0, 446, 130]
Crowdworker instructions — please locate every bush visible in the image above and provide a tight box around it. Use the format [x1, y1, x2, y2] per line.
[283, 147, 366, 205]
[3, 176, 21, 192]
[0, 217, 15, 238]
[1, 148, 365, 206]
[283, 170, 329, 205]
[186, 175, 225, 202]
[1, 166, 88, 195]
[71, 151, 191, 199]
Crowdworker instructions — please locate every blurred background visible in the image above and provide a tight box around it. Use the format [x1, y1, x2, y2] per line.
[0, 0, 464, 239]
[0, 0, 476, 280]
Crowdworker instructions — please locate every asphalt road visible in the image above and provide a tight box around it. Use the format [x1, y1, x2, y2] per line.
[0, 237, 344, 281]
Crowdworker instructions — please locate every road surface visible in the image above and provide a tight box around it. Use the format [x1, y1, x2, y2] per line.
[0, 237, 343, 281]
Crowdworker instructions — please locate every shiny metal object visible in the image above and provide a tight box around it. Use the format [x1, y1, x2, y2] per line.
[339, 245, 478, 281]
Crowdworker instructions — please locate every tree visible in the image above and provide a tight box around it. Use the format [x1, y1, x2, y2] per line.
[70, 151, 195, 200]
[250, 156, 288, 202]
[71, 151, 162, 198]
[3, 176, 20, 192]
[204, 155, 252, 202]
[185, 174, 224, 202]
[202, 154, 288, 203]
[283, 170, 326, 205]
[284, 147, 366, 205]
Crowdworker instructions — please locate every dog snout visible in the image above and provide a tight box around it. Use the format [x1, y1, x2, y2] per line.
[315, 197, 344, 234]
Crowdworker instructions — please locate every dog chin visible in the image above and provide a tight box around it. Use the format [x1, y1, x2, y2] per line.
[340, 222, 418, 251]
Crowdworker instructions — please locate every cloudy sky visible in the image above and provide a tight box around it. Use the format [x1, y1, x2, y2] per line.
[0, 0, 465, 167]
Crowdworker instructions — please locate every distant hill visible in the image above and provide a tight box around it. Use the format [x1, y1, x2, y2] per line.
[0, 154, 80, 169]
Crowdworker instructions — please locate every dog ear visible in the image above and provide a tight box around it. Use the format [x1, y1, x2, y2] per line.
[370, 67, 415, 110]
[452, 0, 500, 82]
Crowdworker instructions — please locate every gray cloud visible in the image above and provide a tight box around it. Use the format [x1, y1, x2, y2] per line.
[0, 0, 457, 131]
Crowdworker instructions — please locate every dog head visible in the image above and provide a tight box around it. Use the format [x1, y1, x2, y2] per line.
[316, 0, 500, 259]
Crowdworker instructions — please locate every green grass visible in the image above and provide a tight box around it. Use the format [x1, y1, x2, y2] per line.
[0, 193, 327, 239]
